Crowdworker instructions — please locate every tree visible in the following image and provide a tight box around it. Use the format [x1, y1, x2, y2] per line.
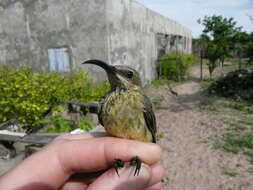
[233, 31, 251, 69]
[198, 15, 242, 77]
[192, 38, 208, 80]
[245, 32, 253, 64]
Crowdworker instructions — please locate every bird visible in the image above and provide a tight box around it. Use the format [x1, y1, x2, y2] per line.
[82, 59, 157, 176]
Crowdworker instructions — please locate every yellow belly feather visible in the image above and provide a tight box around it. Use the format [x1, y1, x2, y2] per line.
[102, 89, 152, 142]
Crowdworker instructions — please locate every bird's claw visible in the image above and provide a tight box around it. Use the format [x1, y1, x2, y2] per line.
[113, 159, 125, 177]
[113, 156, 142, 177]
[130, 156, 142, 176]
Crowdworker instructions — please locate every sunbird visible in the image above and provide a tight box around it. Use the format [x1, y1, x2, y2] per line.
[82, 60, 157, 176]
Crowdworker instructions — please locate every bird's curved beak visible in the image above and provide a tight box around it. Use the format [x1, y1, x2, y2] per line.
[82, 59, 116, 74]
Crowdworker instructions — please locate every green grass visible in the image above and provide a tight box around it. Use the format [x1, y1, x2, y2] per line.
[226, 133, 253, 150]
[200, 78, 214, 89]
[150, 79, 168, 88]
[226, 117, 253, 132]
[216, 132, 253, 163]
[231, 102, 253, 114]
[238, 118, 253, 126]
[244, 151, 253, 164]
[157, 131, 165, 141]
[222, 168, 238, 177]
[211, 97, 253, 163]
[152, 95, 165, 109]
[228, 122, 247, 132]
[148, 78, 180, 90]
[218, 184, 234, 190]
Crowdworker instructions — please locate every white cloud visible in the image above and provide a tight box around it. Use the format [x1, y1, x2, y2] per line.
[136, 0, 253, 37]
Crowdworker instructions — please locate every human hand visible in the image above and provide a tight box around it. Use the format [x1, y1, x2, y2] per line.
[0, 134, 164, 190]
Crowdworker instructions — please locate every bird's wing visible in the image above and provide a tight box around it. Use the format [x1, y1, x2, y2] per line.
[143, 94, 157, 143]
[98, 99, 105, 126]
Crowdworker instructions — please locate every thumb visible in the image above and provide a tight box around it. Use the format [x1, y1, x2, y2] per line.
[87, 163, 151, 190]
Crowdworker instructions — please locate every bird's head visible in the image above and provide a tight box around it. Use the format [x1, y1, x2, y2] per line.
[82, 59, 142, 90]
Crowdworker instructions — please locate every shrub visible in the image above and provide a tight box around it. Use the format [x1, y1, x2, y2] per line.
[157, 51, 198, 81]
[0, 65, 109, 125]
[38, 115, 96, 133]
[209, 69, 253, 103]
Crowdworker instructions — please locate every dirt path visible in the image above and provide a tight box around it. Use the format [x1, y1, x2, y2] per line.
[155, 66, 253, 190]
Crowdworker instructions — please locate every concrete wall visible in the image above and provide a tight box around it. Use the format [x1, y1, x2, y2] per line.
[105, 0, 192, 82]
[0, 0, 192, 83]
[0, 0, 107, 76]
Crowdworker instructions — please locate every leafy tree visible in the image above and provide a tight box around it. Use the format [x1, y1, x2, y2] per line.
[233, 31, 251, 68]
[245, 38, 253, 64]
[206, 41, 220, 78]
[198, 15, 242, 77]
[192, 38, 208, 79]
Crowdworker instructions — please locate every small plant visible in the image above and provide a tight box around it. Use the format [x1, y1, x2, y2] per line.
[46, 116, 73, 133]
[228, 122, 247, 132]
[239, 118, 253, 126]
[152, 95, 164, 109]
[244, 151, 253, 163]
[157, 51, 198, 82]
[200, 78, 214, 89]
[37, 115, 96, 133]
[217, 132, 253, 163]
[231, 103, 253, 114]
[76, 117, 96, 131]
[157, 131, 165, 141]
[222, 168, 238, 177]
[150, 79, 168, 88]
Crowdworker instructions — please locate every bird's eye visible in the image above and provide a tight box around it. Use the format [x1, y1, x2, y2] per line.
[126, 71, 133, 79]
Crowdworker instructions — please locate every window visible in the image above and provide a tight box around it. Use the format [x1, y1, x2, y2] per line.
[48, 47, 70, 72]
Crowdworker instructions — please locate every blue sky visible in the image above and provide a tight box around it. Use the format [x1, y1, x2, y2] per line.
[136, 0, 253, 38]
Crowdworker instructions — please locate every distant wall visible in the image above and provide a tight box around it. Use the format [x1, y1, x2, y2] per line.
[105, 0, 192, 82]
[0, 0, 107, 76]
[0, 0, 192, 83]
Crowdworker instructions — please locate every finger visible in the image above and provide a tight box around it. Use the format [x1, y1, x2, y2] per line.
[62, 162, 165, 188]
[87, 163, 151, 190]
[148, 163, 165, 186]
[62, 171, 105, 187]
[55, 133, 95, 140]
[54, 132, 111, 141]
[146, 182, 162, 190]
[60, 180, 88, 190]
[58, 137, 162, 174]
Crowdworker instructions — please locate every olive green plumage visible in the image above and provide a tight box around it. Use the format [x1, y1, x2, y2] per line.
[83, 60, 157, 143]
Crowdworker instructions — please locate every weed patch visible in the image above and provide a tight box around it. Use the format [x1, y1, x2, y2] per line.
[217, 132, 253, 162]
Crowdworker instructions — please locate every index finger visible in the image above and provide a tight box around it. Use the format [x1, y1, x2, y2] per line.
[57, 137, 162, 174]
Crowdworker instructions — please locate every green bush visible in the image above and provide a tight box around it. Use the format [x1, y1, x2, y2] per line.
[37, 115, 96, 133]
[157, 51, 198, 81]
[0, 65, 109, 125]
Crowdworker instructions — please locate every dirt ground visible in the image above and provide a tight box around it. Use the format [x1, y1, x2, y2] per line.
[151, 66, 253, 190]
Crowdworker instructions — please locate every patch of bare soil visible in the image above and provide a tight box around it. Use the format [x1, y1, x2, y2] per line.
[151, 66, 253, 190]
